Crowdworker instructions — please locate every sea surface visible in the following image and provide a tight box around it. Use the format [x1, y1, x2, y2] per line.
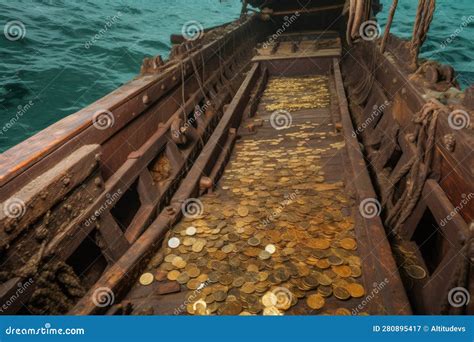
[0, 0, 473, 152]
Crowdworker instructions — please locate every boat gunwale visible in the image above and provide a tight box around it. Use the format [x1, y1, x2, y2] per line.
[0, 16, 255, 191]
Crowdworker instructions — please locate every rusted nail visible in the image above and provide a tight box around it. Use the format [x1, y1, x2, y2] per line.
[142, 94, 150, 105]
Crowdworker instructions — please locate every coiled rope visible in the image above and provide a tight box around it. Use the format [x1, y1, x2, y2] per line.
[383, 101, 442, 233]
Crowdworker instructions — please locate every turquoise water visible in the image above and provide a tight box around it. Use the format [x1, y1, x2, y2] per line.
[0, 0, 473, 152]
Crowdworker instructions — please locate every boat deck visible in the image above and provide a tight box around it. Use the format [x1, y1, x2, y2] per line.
[120, 73, 393, 315]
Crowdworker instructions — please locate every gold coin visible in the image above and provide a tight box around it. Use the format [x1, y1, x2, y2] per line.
[346, 283, 365, 298]
[177, 272, 190, 284]
[308, 238, 330, 250]
[340, 238, 357, 250]
[187, 267, 201, 278]
[139, 273, 154, 286]
[186, 226, 197, 236]
[219, 301, 243, 315]
[237, 206, 249, 217]
[187, 279, 201, 290]
[167, 270, 181, 281]
[332, 265, 352, 278]
[315, 259, 330, 269]
[263, 306, 282, 316]
[405, 265, 427, 279]
[213, 290, 227, 302]
[241, 282, 256, 294]
[335, 308, 352, 315]
[248, 237, 261, 247]
[259, 250, 271, 260]
[265, 244, 276, 254]
[307, 294, 325, 310]
[262, 292, 278, 307]
[333, 286, 351, 300]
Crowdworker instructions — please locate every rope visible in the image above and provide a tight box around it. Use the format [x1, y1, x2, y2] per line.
[379, 0, 398, 53]
[383, 101, 442, 233]
[410, 0, 436, 70]
[346, 0, 373, 44]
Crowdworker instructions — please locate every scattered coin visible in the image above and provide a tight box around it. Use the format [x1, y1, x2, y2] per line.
[139, 273, 154, 286]
[307, 294, 325, 310]
[186, 226, 197, 236]
[168, 237, 180, 249]
[405, 265, 427, 279]
[265, 244, 276, 254]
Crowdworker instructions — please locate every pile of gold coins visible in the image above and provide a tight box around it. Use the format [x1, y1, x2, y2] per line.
[141, 77, 366, 315]
[263, 76, 330, 112]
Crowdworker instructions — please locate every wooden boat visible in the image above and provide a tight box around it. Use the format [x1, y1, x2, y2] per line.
[0, 0, 472, 315]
